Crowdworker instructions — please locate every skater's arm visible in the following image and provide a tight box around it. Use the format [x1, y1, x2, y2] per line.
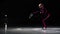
[33, 11, 39, 14]
[29, 11, 39, 19]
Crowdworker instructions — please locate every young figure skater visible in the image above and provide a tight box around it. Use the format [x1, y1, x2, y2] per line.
[29, 3, 51, 29]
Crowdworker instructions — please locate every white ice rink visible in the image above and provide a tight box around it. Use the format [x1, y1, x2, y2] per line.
[0, 27, 60, 34]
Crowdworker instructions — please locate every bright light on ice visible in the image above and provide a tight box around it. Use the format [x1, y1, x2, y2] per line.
[33, 28, 41, 31]
[5, 23, 7, 33]
[42, 30, 46, 32]
[16, 28, 22, 30]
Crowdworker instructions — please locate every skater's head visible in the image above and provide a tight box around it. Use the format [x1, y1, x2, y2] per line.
[38, 3, 44, 9]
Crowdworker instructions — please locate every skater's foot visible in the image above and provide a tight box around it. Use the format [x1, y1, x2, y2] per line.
[42, 27, 46, 30]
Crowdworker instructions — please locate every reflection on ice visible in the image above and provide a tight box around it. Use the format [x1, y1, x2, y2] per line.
[0, 27, 60, 34]
[7, 27, 60, 33]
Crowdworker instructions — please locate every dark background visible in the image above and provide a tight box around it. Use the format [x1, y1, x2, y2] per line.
[0, 0, 8, 27]
[0, 0, 60, 27]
